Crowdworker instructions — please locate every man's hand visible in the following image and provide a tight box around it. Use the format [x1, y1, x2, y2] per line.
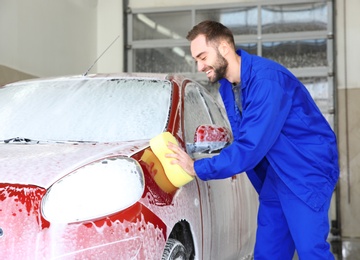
[166, 142, 196, 177]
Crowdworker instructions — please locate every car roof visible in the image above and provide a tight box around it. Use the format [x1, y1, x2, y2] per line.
[5, 73, 170, 85]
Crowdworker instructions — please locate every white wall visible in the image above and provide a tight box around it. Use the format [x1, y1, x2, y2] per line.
[96, 0, 123, 73]
[0, 0, 97, 77]
[336, 0, 360, 90]
[335, 0, 360, 238]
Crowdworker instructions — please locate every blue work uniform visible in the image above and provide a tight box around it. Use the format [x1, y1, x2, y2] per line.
[194, 49, 339, 259]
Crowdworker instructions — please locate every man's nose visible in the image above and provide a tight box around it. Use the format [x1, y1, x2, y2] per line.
[197, 61, 205, 72]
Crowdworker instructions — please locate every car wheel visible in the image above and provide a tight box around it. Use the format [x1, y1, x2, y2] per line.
[161, 238, 187, 260]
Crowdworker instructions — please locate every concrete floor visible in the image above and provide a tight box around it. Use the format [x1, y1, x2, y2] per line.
[330, 237, 360, 260]
[291, 237, 360, 260]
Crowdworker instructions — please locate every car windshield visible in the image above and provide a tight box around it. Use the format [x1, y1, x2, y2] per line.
[0, 77, 172, 142]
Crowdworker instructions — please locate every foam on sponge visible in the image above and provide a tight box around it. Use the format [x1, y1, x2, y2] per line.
[150, 132, 194, 187]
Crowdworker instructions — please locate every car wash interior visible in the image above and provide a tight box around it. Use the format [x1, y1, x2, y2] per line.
[1, 0, 359, 259]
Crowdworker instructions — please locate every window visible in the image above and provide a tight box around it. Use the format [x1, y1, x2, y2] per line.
[126, 0, 334, 127]
[183, 82, 231, 153]
[183, 84, 212, 144]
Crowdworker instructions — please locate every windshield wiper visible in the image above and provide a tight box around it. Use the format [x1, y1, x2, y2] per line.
[3, 137, 39, 144]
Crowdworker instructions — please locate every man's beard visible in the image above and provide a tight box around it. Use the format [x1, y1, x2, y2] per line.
[208, 51, 228, 83]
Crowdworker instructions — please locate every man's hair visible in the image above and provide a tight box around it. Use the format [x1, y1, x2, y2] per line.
[186, 20, 235, 50]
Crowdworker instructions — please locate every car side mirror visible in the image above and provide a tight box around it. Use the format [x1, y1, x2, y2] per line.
[186, 124, 232, 154]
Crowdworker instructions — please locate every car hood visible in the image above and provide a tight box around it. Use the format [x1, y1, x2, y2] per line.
[0, 140, 149, 188]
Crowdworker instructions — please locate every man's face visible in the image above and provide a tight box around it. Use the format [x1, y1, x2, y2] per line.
[190, 34, 228, 83]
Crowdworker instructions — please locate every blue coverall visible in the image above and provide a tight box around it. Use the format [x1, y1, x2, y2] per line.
[194, 49, 339, 259]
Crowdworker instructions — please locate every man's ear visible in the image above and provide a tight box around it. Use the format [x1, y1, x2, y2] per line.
[218, 40, 230, 57]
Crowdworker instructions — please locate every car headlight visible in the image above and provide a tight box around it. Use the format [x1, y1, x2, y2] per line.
[41, 157, 144, 223]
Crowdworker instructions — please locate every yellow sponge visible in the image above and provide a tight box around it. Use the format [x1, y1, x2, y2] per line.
[141, 149, 177, 193]
[149, 132, 194, 187]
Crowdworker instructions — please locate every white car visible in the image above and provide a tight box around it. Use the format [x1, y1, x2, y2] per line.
[0, 73, 258, 259]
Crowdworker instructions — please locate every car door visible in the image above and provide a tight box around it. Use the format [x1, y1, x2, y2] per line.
[183, 82, 258, 259]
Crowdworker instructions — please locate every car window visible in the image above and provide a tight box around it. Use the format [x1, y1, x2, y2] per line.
[184, 83, 212, 144]
[0, 78, 172, 142]
[199, 86, 231, 131]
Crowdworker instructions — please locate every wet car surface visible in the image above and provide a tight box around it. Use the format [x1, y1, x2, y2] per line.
[0, 74, 258, 259]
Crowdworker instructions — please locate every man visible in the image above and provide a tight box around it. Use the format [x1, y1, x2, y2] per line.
[167, 20, 339, 259]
